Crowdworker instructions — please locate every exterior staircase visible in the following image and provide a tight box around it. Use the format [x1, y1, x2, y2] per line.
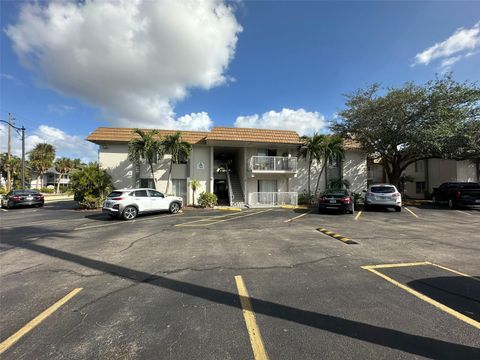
[229, 172, 245, 207]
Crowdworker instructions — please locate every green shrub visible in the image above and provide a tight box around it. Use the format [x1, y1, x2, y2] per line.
[197, 192, 217, 208]
[78, 194, 101, 209]
[40, 187, 54, 194]
[70, 163, 112, 209]
[298, 190, 314, 205]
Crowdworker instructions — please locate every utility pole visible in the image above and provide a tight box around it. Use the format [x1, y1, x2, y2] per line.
[7, 113, 13, 191]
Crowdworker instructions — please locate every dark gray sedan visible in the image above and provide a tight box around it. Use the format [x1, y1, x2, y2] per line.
[1, 190, 45, 209]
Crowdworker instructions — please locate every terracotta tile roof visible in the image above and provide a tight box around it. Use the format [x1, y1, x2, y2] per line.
[86, 126, 361, 149]
[86, 127, 209, 144]
[207, 127, 301, 144]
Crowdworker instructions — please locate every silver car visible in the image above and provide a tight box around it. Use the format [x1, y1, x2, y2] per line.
[102, 188, 183, 220]
[364, 184, 402, 212]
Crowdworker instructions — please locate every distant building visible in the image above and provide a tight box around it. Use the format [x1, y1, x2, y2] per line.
[30, 167, 71, 190]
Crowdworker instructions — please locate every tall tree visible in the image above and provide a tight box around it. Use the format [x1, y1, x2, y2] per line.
[0, 153, 23, 190]
[54, 157, 75, 193]
[29, 143, 56, 189]
[128, 129, 163, 189]
[298, 133, 326, 195]
[161, 132, 192, 194]
[313, 135, 345, 195]
[334, 75, 480, 187]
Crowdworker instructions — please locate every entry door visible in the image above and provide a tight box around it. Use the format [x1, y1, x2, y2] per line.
[148, 190, 169, 210]
[133, 190, 151, 212]
[258, 180, 277, 192]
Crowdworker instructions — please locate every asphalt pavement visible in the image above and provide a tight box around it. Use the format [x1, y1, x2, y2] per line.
[1, 201, 479, 359]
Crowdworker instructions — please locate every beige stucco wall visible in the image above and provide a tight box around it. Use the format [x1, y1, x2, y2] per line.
[98, 144, 135, 189]
[187, 145, 211, 205]
[343, 150, 367, 194]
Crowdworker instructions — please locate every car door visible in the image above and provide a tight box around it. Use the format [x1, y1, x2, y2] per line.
[132, 190, 151, 212]
[148, 190, 169, 211]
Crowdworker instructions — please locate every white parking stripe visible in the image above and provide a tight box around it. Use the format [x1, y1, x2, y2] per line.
[456, 210, 472, 216]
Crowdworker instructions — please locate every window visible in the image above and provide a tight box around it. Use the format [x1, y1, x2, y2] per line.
[415, 160, 424, 173]
[134, 190, 149, 197]
[148, 190, 164, 198]
[258, 180, 277, 192]
[176, 152, 188, 164]
[416, 181, 426, 194]
[172, 179, 187, 202]
[140, 178, 154, 188]
[370, 186, 396, 193]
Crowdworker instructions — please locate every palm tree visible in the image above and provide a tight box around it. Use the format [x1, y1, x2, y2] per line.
[161, 132, 192, 194]
[128, 129, 163, 189]
[29, 143, 56, 189]
[189, 179, 200, 206]
[54, 157, 74, 193]
[298, 133, 326, 196]
[313, 135, 346, 196]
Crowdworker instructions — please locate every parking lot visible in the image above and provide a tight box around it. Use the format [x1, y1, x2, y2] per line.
[1, 201, 479, 359]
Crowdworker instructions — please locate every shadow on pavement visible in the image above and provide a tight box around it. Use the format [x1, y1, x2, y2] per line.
[2, 230, 479, 360]
[407, 276, 480, 323]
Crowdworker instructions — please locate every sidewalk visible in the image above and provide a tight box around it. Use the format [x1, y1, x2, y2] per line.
[43, 194, 74, 203]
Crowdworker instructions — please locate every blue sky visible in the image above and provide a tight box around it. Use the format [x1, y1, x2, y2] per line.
[1, 1, 479, 162]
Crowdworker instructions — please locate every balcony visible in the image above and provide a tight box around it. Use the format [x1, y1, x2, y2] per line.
[248, 156, 297, 173]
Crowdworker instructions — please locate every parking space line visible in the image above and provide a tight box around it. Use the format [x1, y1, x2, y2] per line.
[234, 276, 270, 360]
[174, 209, 256, 226]
[455, 210, 472, 216]
[429, 263, 480, 282]
[404, 207, 418, 218]
[175, 209, 271, 227]
[362, 261, 431, 270]
[362, 266, 480, 330]
[284, 210, 313, 223]
[0, 288, 83, 355]
[74, 213, 183, 231]
[354, 211, 362, 221]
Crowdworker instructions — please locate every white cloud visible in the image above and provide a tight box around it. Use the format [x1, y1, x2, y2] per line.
[6, 0, 242, 130]
[0, 124, 97, 163]
[234, 108, 327, 136]
[413, 21, 480, 68]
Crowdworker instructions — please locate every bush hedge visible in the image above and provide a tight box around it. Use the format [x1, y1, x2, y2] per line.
[197, 192, 217, 208]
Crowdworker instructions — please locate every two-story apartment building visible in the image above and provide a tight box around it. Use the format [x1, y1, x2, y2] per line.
[86, 127, 367, 207]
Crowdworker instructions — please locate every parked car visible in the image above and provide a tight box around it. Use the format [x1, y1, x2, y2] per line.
[102, 188, 183, 220]
[364, 184, 402, 212]
[1, 190, 44, 209]
[431, 182, 480, 209]
[318, 189, 354, 214]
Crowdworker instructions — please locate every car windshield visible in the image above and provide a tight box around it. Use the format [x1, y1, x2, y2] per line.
[107, 191, 124, 198]
[370, 186, 396, 193]
[324, 189, 348, 196]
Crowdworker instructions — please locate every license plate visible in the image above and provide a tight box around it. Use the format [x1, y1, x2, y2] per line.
[27, 196, 33, 200]
[329, 199, 336, 204]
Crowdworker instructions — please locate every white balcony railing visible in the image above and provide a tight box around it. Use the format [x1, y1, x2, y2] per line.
[248, 156, 297, 172]
[248, 192, 298, 207]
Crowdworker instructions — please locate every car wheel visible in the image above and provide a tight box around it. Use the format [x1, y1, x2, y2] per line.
[395, 206, 402, 212]
[7, 201, 14, 209]
[169, 202, 180, 214]
[122, 206, 138, 220]
[448, 198, 456, 209]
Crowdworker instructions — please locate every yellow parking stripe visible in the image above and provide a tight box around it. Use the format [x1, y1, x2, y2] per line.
[404, 207, 418, 218]
[176, 209, 272, 227]
[234, 276, 270, 360]
[0, 288, 83, 354]
[362, 262, 431, 270]
[363, 267, 480, 330]
[354, 211, 362, 221]
[284, 210, 313, 223]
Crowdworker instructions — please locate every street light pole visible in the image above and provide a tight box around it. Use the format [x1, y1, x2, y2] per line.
[0, 119, 26, 190]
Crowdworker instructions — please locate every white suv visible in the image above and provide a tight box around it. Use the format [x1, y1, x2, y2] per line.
[364, 184, 402, 212]
[102, 188, 183, 220]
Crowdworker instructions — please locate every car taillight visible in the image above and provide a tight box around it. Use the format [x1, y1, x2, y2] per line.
[341, 197, 350, 204]
[11, 195, 21, 201]
[318, 197, 327, 203]
[455, 191, 461, 199]
[111, 197, 124, 201]
[392, 192, 400, 198]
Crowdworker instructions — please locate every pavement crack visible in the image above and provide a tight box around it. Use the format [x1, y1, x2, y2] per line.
[119, 230, 168, 253]
[0, 263, 43, 277]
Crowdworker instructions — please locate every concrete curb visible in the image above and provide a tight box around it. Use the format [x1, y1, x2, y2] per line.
[215, 207, 242, 212]
[280, 205, 310, 210]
